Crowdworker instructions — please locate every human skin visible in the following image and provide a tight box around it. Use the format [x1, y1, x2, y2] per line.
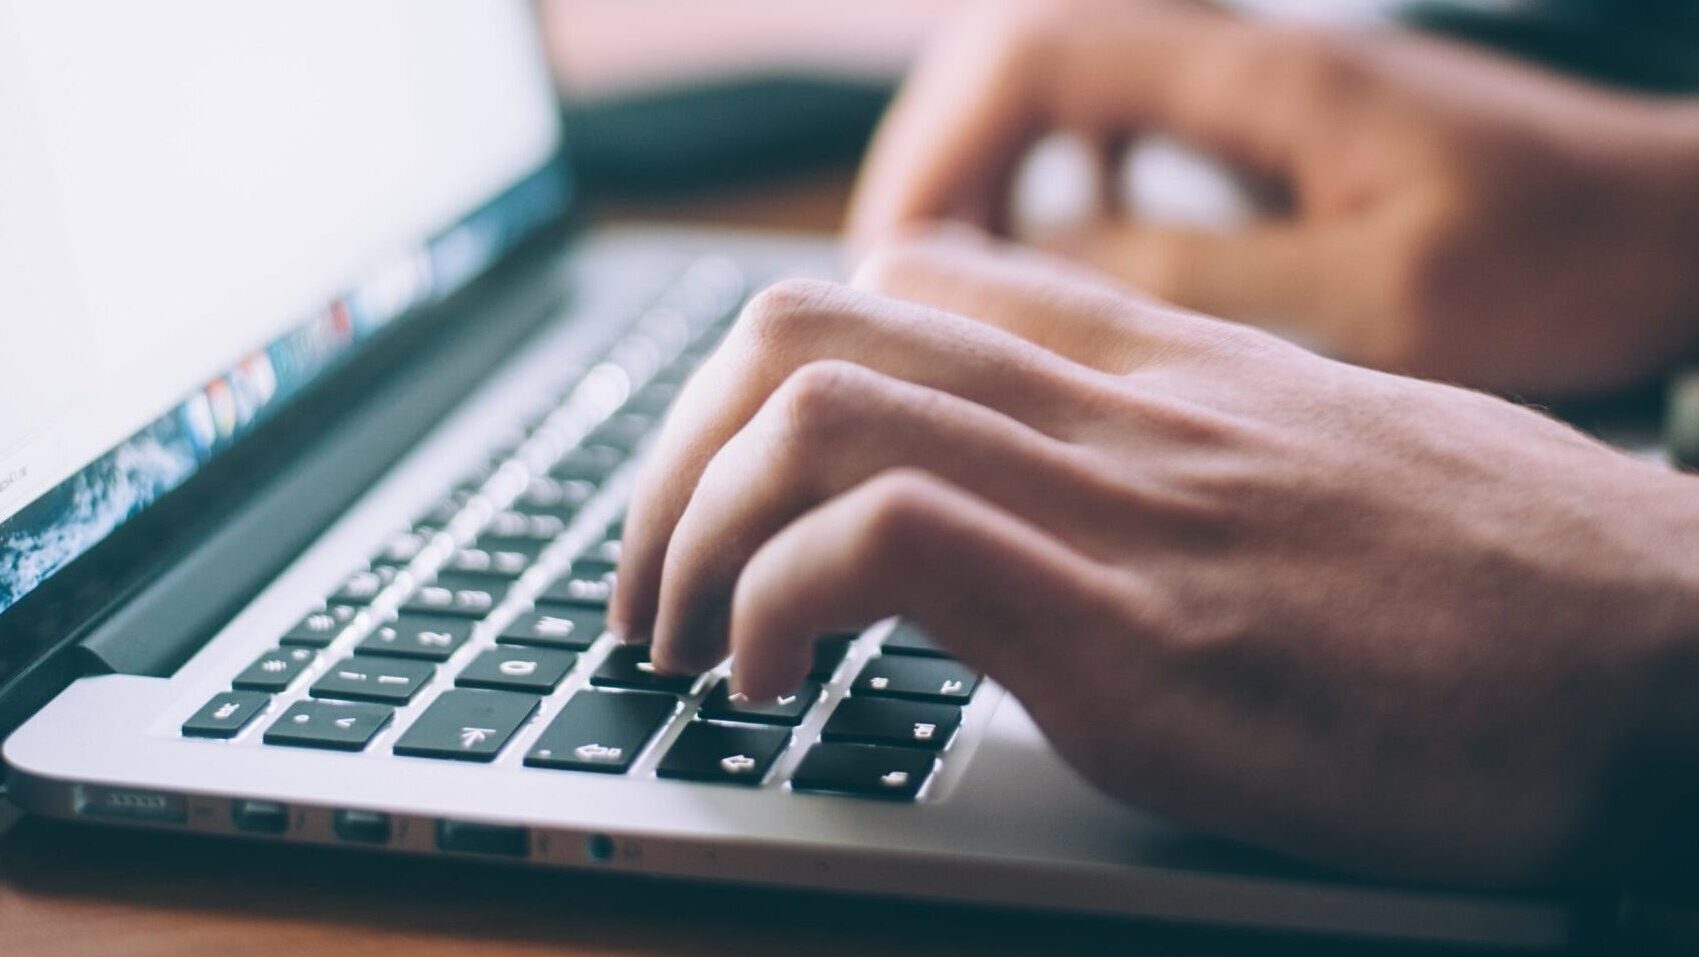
[846, 0, 1699, 398]
[608, 231, 1699, 886]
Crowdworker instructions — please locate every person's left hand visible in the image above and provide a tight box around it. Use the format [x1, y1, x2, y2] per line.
[609, 230, 1699, 884]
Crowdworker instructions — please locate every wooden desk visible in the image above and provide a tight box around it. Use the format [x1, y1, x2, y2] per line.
[0, 169, 1498, 957]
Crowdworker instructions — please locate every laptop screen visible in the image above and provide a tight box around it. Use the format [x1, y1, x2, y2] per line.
[0, 0, 568, 616]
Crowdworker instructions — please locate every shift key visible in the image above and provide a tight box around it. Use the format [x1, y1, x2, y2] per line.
[524, 690, 678, 774]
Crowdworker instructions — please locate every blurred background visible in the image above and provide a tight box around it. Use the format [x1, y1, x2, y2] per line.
[539, 0, 1699, 211]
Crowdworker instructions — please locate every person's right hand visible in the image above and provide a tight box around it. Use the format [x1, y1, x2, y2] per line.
[848, 0, 1699, 398]
[611, 230, 1699, 885]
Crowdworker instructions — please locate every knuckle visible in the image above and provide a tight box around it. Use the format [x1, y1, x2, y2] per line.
[1265, 25, 1364, 97]
[852, 238, 934, 295]
[736, 277, 845, 353]
[767, 360, 881, 449]
[852, 469, 948, 560]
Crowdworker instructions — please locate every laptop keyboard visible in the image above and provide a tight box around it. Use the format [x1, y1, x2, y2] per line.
[180, 258, 982, 803]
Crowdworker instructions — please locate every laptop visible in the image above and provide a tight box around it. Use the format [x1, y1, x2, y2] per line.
[0, 2, 1600, 948]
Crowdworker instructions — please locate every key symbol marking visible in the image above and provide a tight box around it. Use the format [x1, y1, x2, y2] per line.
[213, 702, 241, 720]
[260, 659, 287, 673]
[459, 727, 495, 749]
[719, 754, 757, 775]
[869, 676, 890, 690]
[418, 630, 453, 647]
[334, 717, 357, 730]
[879, 771, 910, 788]
[938, 679, 965, 695]
[499, 659, 539, 677]
[912, 722, 936, 741]
[534, 616, 575, 637]
[573, 743, 623, 762]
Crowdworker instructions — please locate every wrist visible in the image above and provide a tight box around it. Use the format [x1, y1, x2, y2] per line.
[1600, 467, 1699, 881]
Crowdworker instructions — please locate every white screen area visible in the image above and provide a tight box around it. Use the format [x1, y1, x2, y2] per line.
[0, 0, 561, 525]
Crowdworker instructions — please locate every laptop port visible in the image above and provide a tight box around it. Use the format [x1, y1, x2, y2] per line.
[75, 785, 187, 824]
[333, 809, 392, 844]
[585, 833, 616, 863]
[231, 799, 289, 835]
[436, 819, 528, 857]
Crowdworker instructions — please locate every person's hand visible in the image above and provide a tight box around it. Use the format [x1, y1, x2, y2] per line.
[847, 0, 1699, 398]
[611, 230, 1699, 884]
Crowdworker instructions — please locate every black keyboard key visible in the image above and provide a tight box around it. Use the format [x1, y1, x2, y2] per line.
[524, 690, 677, 774]
[281, 605, 358, 648]
[393, 689, 538, 762]
[470, 534, 548, 559]
[656, 721, 788, 785]
[233, 647, 317, 692]
[416, 489, 476, 530]
[808, 633, 855, 681]
[512, 476, 596, 518]
[550, 444, 624, 482]
[852, 656, 980, 704]
[182, 691, 271, 738]
[539, 558, 617, 608]
[311, 656, 435, 704]
[442, 546, 532, 579]
[791, 743, 935, 800]
[264, 700, 392, 751]
[456, 647, 576, 693]
[624, 381, 680, 417]
[697, 680, 820, 726]
[499, 608, 603, 651]
[881, 621, 950, 658]
[821, 697, 960, 750]
[586, 412, 654, 452]
[482, 509, 567, 543]
[402, 573, 509, 618]
[332, 566, 397, 605]
[590, 644, 701, 694]
[358, 614, 472, 661]
[372, 528, 432, 568]
[580, 537, 621, 564]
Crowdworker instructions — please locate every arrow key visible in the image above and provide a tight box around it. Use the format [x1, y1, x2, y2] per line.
[524, 690, 677, 774]
[791, 743, 935, 800]
[656, 721, 788, 786]
[393, 689, 538, 762]
[697, 680, 820, 726]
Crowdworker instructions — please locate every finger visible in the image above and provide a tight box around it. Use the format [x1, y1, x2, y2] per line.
[852, 225, 1212, 373]
[847, 4, 1321, 254]
[650, 362, 1120, 673]
[611, 279, 1108, 643]
[725, 468, 1135, 702]
[1035, 219, 1383, 348]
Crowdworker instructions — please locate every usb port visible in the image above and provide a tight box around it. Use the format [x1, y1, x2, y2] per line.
[231, 799, 289, 835]
[334, 809, 392, 844]
[436, 819, 527, 857]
